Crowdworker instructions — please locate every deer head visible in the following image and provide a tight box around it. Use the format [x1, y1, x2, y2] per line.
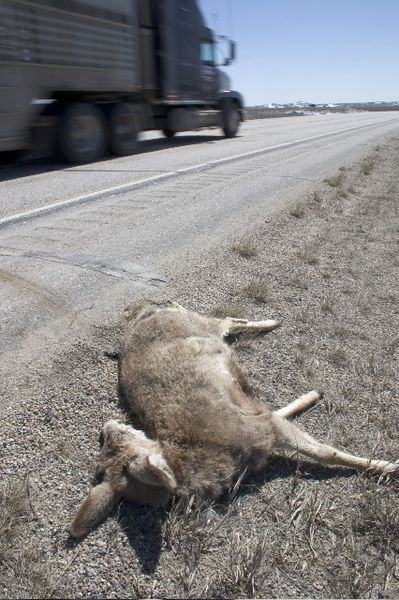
[70, 420, 176, 538]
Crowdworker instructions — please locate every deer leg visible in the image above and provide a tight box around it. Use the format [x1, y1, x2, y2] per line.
[221, 317, 279, 337]
[274, 390, 321, 418]
[272, 413, 398, 476]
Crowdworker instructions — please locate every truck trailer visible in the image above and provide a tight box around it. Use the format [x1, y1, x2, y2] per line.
[0, 0, 244, 163]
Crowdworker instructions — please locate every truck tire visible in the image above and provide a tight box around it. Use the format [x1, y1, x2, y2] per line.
[59, 103, 107, 164]
[222, 102, 241, 138]
[162, 127, 176, 139]
[109, 103, 140, 156]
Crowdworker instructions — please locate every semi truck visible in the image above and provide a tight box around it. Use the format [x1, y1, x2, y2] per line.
[0, 0, 244, 163]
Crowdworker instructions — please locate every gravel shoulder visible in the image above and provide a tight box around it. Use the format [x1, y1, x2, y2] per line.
[1, 136, 399, 599]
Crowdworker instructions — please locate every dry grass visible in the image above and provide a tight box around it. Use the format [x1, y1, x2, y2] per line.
[241, 277, 270, 304]
[361, 156, 376, 176]
[0, 478, 56, 599]
[160, 496, 247, 598]
[231, 237, 258, 258]
[312, 191, 322, 203]
[324, 172, 345, 188]
[337, 188, 349, 199]
[321, 301, 335, 315]
[215, 533, 270, 598]
[332, 324, 352, 339]
[296, 244, 319, 265]
[327, 347, 348, 368]
[289, 204, 306, 219]
[0, 479, 30, 559]
[210, 302, 248, 319]
[288, 274, 308, 289]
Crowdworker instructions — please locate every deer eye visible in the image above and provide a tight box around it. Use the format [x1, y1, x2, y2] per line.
[98, 430, 105, 448]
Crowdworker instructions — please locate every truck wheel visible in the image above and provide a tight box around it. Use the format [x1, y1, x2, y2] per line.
[162, 127, 176, 139]
[109, 103, 140, 156]
[59, 103, 107, 164]
[222, 102, 241, 138]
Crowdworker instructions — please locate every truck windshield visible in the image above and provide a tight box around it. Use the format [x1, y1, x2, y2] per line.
[200, 42, 215, 66]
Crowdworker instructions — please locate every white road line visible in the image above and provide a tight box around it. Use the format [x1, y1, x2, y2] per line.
[1, 118, 398, 229]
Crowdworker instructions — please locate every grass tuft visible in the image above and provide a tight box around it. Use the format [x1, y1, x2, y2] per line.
[328, 347, 348, 368]
[0, 478, 57, 599]
[297, 245, 319, 266]
[361, 156, 375, 176]
[324, 172, 345, 188]
[231, 238, 258, 258]
[289, 204, 306, 219]
[241, 278, 270, 304]
[210, 303, 248, 319]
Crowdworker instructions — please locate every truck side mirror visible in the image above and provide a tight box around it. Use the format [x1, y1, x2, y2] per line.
[224, 41, 235, 66]
[230, 40, 236, 62]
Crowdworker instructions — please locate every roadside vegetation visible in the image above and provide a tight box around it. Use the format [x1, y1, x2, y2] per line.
[0, 479, 57, 598]
[2, 137, 399, 598]
[230, 236, 258, 258]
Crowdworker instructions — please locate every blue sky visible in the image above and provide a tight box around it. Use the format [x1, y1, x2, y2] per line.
[198, 0, 399, 106]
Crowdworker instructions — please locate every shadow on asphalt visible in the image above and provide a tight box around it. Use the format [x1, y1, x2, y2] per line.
[0, 133, 229, 183]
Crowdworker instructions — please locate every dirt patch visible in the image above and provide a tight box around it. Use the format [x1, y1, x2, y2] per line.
[1, 138, 398, 598]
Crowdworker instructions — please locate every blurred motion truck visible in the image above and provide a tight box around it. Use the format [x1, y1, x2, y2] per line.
[0, 0, 243, 163]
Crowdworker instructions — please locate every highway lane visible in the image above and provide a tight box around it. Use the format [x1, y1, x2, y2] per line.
[1, 112, 399, 387]
[1, 111, 399, 221]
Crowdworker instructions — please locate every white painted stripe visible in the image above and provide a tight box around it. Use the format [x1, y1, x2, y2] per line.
[1, 117, 398, 229]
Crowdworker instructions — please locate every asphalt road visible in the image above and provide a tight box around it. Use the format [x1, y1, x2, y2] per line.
[1, 112, 399, 387]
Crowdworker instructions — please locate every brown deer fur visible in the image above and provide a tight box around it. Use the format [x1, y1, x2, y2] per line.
[70, 305, 398, 538]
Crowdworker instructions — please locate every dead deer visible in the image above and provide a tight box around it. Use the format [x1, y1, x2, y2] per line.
[70, 304, 398, 538]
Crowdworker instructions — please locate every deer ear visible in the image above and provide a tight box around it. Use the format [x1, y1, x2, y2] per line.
[70, 481, 119, 538]
[146, 452, 177, 492]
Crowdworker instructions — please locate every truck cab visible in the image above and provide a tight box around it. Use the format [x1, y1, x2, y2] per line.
[149, 0, 243, 139]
